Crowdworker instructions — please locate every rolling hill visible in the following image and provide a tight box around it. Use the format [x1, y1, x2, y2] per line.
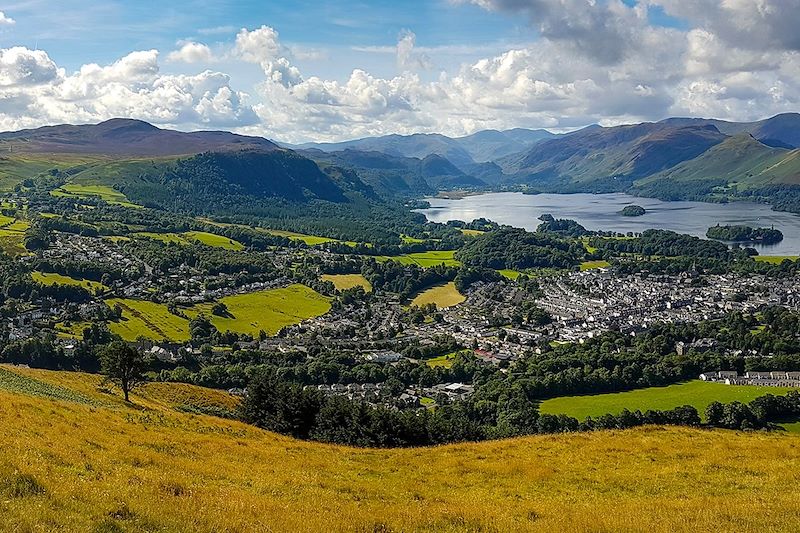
[499, 123, 728, 190]
[300, 148, 486, 196]
[659, 113, 800, 149]
[1, 365, 799, 532]
[294, 132, 477, 169]
[0, 118, 279, 157]
[635, 134, 800, 192]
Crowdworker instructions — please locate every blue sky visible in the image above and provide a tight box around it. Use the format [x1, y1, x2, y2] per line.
[0, 1, 797, 142]
[1, 0, 527, 75]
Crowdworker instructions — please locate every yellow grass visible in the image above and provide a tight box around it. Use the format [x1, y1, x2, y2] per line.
[0, 366, 799, 532]
[411, 282, 465, 308]
[580, 260, 611, 271]
[321, 273, 373, 292]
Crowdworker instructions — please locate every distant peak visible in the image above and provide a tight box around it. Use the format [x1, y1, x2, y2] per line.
[95, 118, 159, 131]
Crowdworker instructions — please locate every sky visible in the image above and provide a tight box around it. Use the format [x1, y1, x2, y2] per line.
[0, 0, 799, 143]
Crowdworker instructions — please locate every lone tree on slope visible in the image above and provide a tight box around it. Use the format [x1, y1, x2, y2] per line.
[100, 340, 145, 402]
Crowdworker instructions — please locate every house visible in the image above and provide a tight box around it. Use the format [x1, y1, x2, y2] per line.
[699, 370, 738, 381]
[364, 350, 402, 364]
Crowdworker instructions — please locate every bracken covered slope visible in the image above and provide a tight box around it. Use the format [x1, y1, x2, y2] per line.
[1, 365, 799, 532]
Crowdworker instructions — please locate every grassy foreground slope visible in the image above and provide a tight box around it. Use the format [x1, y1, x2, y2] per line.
[1, 367, 800, 532]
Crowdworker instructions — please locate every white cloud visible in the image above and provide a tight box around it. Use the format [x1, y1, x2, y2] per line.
[2, 3, 800, 143]
[0, 11, 15, 26]
[0, 47, 257, 132]
[0, 47, 60, 86]
[396, 30, 432, 72]
[167, 41, 213, 64]
[235, 26, 302, 86]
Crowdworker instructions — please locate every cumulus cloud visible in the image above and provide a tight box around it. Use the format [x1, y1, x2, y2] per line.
[0, 47, 60, 86]
[235, 26, 302, 86]
[0, 47, 257, 132]
[3, 2, 800, 142]
[458, 0, 649, 65]
[167, 41, 214, 64]
[0, 11, 14, 26]
[396, 30, 432, 72]
[654, 0, 800, 52]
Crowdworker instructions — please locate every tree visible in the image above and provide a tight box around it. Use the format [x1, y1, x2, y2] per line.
[100, 341, 145, 402]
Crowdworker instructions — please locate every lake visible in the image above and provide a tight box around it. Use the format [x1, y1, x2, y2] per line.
[417, 192, 800, 256]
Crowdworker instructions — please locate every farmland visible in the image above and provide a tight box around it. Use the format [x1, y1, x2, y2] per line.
[187, 284, 331, 336]
[106, 299, 191, 342]
[131, 231, 244, 250]
[380, 250, 461, 267]
[755, 255, 799, 264]
[411, 282, 465, 308]
[0, 216, 28, 256]
[539, 380, 799, 422]
[184, 231, 244, 251]
[580, 260, 611, 271]
[321, 273, 372, 292]
[262, 228, 339, 246]
[50, 183, 141, 208]
[31, 272, 108, 292]
[0, 367, 800, 532]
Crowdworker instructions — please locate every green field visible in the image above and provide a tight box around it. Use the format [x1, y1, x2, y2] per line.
[459, 228, 485, 237]
[263, 229, 339, 246]
[580, 260, 611, 271]
[321, 274, 372, 292]
[31, 272, 108, 292]
[107, 299, 190, 342]
[755, 256, 799, 264]
[51, 184, 141, 208]
[184, 231, 244, 251]
[498, 269, 521, 280]
[132, 231, 244, 250]
[379, 250, 461, 267]
[411, 282, 465, 308]
[540, 380, 798, 422]
[188, 284, 331, 336]
[0, 217, 29, 257]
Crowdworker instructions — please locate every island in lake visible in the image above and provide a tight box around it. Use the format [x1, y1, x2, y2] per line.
[620, 205, 646, 217]
[707, 224, 784, 245]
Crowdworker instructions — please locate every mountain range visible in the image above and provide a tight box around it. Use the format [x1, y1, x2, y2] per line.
[2, 114, 800, 213]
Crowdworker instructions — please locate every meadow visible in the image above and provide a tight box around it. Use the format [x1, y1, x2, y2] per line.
[579, 260, 611, 271]
[131, 231, 244, 250]
[379, 250, 461, 267]
[187, 284, 331, 337]
[0, 366, 799, 532]
[321, 273, 373, 292]
[411, 282, 466, 308]
[539, 380, 799, 424]
[755, 255, 799, 264]
[31, 271, 108, 292]
[0, 217, 28, 256]
[51, 183, 142, 208]
[107, 299, 191, 342]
